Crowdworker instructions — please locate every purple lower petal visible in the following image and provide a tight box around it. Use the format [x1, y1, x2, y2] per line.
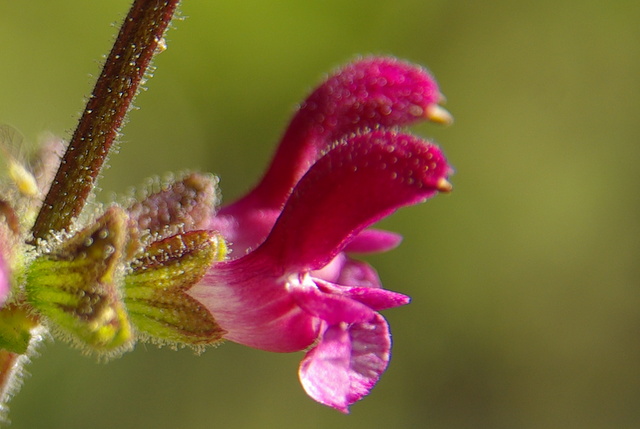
[299, 323, 352, 413]
[299, 313, 392, 413]
[345, 314, 392, 406]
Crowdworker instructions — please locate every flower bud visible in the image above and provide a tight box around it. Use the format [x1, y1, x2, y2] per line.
[127, 172, 218, 242]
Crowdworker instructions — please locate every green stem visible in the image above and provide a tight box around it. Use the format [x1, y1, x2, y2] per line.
[31, 0, 181, 241]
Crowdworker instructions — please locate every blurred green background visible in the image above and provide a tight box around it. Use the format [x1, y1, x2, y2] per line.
[1, 1, 639, 428]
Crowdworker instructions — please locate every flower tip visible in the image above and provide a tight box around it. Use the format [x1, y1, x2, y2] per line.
[425, 104, 454, 126]
[436, 177, 453, 193]
[335, 405, 351, 414]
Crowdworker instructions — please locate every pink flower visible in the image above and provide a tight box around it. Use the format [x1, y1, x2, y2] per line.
[191, 57, 454, 411]
[189, 129, 452, 412]
[210, 56, 451, 256]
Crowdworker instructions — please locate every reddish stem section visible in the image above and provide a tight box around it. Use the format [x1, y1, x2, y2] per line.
[31, 0, 180, 241]
[0, 350, 18, 399]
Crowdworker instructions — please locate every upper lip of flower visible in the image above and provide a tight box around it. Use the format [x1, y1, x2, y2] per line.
[211, 56, 452, 258]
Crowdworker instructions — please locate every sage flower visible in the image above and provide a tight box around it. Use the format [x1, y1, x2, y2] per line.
[189, 129, 452, 412]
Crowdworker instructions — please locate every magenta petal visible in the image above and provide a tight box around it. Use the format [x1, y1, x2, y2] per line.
[345, 314, 392, 406]
[258, 129, 450, 271]
[233, 57, 445, 212]
[299, 324, 352, 413]
[290, 280, 375, 325]
[213, 57, 448, 257]
[299, 313, 392, 413]
[189, 256, 319, 352]
[316, 280, 411, 311]
[334, 258, 383, 288]
[344, 229, 403, 253]
[299, 57, 444, 142]
[344, 287, 410, 310]
[208, 205, 279, 257]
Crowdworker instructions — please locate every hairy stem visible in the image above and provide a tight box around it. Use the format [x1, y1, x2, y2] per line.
[0, 305, 43, 421]
[31, 0, 180, 241]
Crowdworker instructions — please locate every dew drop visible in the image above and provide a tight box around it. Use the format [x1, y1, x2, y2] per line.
[409, 105, 424, 117]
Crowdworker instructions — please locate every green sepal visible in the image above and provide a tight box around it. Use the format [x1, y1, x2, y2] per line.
[0, 304, 38, 355]
[125, 230, 226, 346]
[25, 207, 133, 353]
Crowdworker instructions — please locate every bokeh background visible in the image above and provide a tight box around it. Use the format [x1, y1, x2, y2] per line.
[1, 1, 639, 428]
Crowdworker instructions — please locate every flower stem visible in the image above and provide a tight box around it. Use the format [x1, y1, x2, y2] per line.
[0, 305, 43, 420]
[30, 0, 181, 241]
